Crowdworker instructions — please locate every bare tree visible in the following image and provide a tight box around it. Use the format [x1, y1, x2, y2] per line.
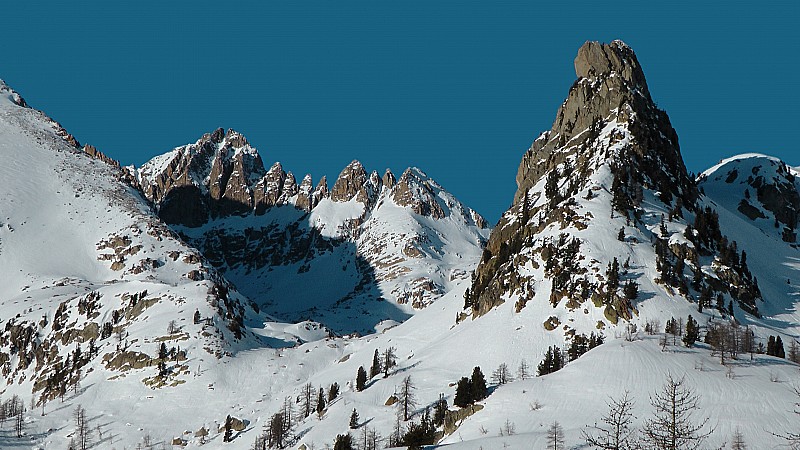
[492, 363, 513, 385]
[773, 385, 800, 449]
[301, 382, 314, 418]
[517, 359, 531, 380]
[547, 421, 565, 450]
[499, 419, 516, 436]
[398, 376, 417, 421]
[360, 425, 381, 450]
[583, 391, 637, 449]
[382, 347, 397, 378]
[74, 404, 90, 450]
[642, 375, 712, 450]
[730, 428, 747, 450]
[13, 403, 25, 438]
[166, 320, 178, 335]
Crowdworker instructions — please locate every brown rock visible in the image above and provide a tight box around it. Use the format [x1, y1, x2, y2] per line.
[330, 160, 368, 202]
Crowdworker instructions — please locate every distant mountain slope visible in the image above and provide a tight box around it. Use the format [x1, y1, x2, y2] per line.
[0, 80, 279, 411]
[136, 133, 490, 333]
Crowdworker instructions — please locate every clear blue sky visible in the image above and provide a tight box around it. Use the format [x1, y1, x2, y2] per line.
[2, 2, 798, 223]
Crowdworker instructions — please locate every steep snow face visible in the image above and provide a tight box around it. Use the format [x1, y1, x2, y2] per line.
[699, 153, 800, 333]
[700, 153, 799, 243]
[175, 165, 490, 334]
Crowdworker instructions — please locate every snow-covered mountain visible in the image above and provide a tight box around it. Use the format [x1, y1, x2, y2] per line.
[466, 40, 778, 334]
[0, 39, 799, 450]
[135, 133, 490, 333]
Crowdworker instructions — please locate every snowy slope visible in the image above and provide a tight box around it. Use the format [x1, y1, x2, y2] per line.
[135, 132, 490, 334]
[1, 38, 800, 450]
[699, 154, 800, 335]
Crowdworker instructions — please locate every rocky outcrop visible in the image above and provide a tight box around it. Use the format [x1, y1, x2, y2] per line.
[515, 40, 695, 208]
[391, 168, 446, 219]
[330, 160, 370, 202]
[699, 155, 799, 243]
[83, 144, 120, 167]
[382, 169, 397, 188]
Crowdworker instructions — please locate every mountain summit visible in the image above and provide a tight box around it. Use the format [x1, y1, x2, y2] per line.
[467, 40, 759, 328]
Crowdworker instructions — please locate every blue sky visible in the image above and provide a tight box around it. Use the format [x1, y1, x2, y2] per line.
[2, 2, 798, 223]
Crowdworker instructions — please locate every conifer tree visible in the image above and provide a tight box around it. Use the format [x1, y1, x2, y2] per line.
[454, 377, 473, 408]
[356, 366, 367, 392]
[470, 367, 488, 401]
[223, 415, 233, 442]
[370, 349, 381, 378]
[333, 433, 354, 450]
[683, 315, 699, 347]
[316, 387, 326, 417]
[328, 382, 340, 401]
[433, 393, 447, 426]
[398, 376, 417, 421]
[349, 408, 360, 429]
[775, 336, 786, 358]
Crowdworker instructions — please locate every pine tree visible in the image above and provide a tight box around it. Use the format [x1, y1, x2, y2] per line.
[223, 415, 233, 442]
[538, 347, 554, 376]
[370, 349, 381, 378]
[454, 377, 473, 408]
[775, 336, 786, 358]
[316, 387, 326, 417]
[433, 393, 448, 426]
[333, 433, 354, 450]
[301, 383, 314, 417]
[356, 366, 367, 392]
[328, 382, 340, 401]
[623, 279, 639, 300]
[72, 404, 90, 449]
[349, 408, 360, 429]
[618, 227, 625, 241]
[683, 315, 699, 347]
[470, 367, 488, 401]
[767, 335, 776, 356]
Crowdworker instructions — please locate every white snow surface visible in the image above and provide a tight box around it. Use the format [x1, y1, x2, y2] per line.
[0, 83, 798, 450]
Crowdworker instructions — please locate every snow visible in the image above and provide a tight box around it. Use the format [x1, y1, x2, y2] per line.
[0, 80, 799, 450]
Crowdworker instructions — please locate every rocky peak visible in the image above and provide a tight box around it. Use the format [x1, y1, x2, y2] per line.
[296, 174, 315, 212]
[468, 40, 706, 317]
[137, 128, 268, 226]
[573, 40, 649, 96]
[330, 160, 369, 202]
[0, 79, 28, 108]
[515, 40, 695, 209]
[391, 168, 446, 219]
[254, 162, 287, 214]
[383, 169, 397, 188]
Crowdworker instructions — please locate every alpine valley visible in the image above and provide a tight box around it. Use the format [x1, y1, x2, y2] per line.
[0, 41, 798, 450]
